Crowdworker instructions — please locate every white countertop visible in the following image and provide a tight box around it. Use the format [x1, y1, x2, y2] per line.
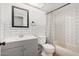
[4, 36, 37, 43]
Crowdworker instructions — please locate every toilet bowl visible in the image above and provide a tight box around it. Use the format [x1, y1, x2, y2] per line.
[38, 36, 55, 56]
[42, 44, 55, 56]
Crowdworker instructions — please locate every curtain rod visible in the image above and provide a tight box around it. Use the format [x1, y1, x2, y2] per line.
[47, 3, 71, 14]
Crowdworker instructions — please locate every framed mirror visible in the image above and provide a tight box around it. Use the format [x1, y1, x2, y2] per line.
[12, 6, 29, 28]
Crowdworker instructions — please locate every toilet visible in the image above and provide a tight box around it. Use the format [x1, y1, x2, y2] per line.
[38, 36, 55, 56]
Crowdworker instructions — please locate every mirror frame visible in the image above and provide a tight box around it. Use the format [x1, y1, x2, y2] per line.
[12, 6, 29, 28]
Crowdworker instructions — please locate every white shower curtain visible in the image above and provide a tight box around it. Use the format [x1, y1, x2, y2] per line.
[46, 13, 55, 44]
[47, 4, 79, 53]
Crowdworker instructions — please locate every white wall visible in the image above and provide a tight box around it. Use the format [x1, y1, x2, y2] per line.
[0, 3, 46, 42]
[52, 3, 79, 53]
[0, 4, 1, 56]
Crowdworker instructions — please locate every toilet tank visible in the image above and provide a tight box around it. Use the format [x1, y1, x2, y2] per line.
[38, 36, 46, 45]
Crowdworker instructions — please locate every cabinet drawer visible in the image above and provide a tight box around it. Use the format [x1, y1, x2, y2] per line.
[1, 47, 23, 56]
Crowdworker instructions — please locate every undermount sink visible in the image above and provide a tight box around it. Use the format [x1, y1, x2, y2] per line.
[4, 36, 37, 43]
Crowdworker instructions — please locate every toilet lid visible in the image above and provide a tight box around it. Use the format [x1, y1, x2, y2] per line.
[43, 44, 55, 49]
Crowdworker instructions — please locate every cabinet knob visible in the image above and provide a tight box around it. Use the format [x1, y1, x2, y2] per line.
[0, 42, 6, 46]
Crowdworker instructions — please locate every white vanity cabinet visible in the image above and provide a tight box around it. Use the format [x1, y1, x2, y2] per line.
[1, 39, 38, 56]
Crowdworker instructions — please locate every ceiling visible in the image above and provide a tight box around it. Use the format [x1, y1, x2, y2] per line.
[24, 3, 66, 12]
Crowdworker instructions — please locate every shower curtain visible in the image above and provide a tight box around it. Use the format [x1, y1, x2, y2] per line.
[46, 12, 66, 46]
[46, 4, 79, 53]
[46, 13, 55, 44]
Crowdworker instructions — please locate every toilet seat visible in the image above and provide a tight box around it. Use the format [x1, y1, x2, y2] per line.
[42, 43, 55, 56]
[42, 44, 55, 49]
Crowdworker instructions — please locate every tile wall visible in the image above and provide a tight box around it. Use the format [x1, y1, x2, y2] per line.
[0, 3, 46, 41]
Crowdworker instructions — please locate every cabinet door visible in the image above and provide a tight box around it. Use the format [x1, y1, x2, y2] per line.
[23, 39, 38, 56]
[1, 47, 23, 56]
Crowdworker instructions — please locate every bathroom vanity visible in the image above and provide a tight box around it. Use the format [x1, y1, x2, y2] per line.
[0, 36, 38, 56]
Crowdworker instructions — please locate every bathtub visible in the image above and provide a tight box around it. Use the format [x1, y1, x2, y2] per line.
[55, 45, 79, 56]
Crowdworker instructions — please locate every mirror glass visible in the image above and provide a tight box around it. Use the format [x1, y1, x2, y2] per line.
[12, 6, 29, 28]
